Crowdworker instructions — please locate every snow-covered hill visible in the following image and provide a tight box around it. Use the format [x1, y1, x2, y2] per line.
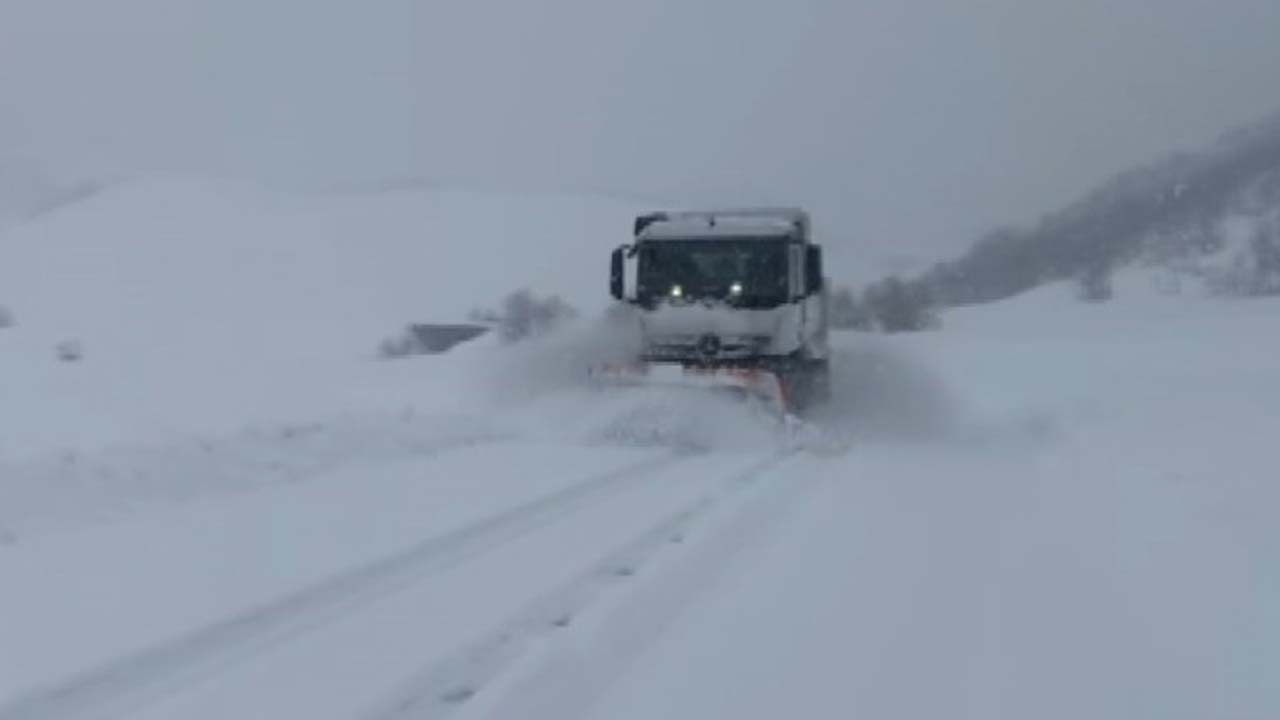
[1, 181, 1276, 719]
[909, 111, 1280, 308]
[0, 161, 96, 227]
[0, 178, 644, 456]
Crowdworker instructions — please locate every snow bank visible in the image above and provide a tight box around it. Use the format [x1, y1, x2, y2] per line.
[0, 410, 505, 542]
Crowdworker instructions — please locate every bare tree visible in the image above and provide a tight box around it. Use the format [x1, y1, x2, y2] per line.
[1077, 262, 1114, 302]
[497, 289, 577, 343]
[56, 339, 83, 362]
[864, 277, 938, 333]
[1250, 219, 1280, 295]
[828, 287, 874, 330]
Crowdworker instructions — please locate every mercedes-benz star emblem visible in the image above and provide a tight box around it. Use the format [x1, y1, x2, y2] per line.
[696, 334, 721, 357]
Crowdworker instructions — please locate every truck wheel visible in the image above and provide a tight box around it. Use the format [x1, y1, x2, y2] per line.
[783, 358, 830, 415]
[803, 358, 831, 411]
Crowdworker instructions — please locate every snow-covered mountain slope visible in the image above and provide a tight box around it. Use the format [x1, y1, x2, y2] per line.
[1, 182, 1276, 719]
[913, 112, 1280, 307]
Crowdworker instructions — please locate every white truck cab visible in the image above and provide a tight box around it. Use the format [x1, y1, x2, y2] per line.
[609, 208, 830, 410]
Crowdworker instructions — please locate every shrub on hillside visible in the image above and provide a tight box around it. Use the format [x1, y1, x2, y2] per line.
[863, 277, 939, 333]
[1248, 220, 1280, 295]
[466, 306, 502, 324]
[1200, 215, 1280, 297]
[56, 339, 83, 362]
[495, 289, 577, 343]
[1077, 263, 1114, 302]
[828, 287, 874, 330]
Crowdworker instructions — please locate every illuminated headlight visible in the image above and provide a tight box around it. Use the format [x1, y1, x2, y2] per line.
[729, 281, 743, 296]
[670, 284, 684, 298]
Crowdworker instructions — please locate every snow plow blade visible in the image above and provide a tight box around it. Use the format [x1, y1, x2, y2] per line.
[590, 362, 790, 417]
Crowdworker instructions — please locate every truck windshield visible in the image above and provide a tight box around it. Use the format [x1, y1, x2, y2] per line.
[636, 239, 789, 306]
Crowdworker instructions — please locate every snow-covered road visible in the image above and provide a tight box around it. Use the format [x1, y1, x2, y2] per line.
[0, 441, 800, 720]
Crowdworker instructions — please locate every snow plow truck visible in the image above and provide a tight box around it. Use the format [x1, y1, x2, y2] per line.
[601, 208, 831, 417]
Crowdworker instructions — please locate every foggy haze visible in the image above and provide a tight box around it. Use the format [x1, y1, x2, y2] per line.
[2, 0, 1278, 271]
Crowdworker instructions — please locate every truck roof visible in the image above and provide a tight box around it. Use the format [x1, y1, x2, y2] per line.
[634, 208, 810, 242]
[637, 218, 797, 241]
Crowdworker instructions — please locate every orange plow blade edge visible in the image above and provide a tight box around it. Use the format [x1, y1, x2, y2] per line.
[589, 362, 791, 418]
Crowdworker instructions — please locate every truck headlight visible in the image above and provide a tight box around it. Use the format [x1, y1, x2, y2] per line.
[729, 282, 743, 296]
[670, 284, 684, 298]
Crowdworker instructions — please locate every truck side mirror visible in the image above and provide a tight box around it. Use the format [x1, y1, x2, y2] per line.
[806, 245, 825, 294]
[610, 246, 627, 300]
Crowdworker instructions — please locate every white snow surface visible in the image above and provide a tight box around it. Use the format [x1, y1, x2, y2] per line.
[1, 180, 1277, 719]
[0, 178, 639, 457]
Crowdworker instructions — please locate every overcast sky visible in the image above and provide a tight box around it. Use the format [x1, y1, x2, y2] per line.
[2, 0, 1278, 269]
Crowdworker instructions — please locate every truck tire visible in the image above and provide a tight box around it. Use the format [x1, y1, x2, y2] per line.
[802, 358, 831, 412]
[782, 358, 830, 415]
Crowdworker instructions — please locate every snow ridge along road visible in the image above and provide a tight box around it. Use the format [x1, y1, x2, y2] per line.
[0, 451, 691, 720]
[363, 449, 802, 720]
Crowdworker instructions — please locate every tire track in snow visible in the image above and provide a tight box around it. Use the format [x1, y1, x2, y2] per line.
[0, 451, 691, 720]
[361, 450, 803, 720]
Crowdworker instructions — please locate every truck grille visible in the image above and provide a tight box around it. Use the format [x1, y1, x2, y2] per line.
[644, 334, 770, 360]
